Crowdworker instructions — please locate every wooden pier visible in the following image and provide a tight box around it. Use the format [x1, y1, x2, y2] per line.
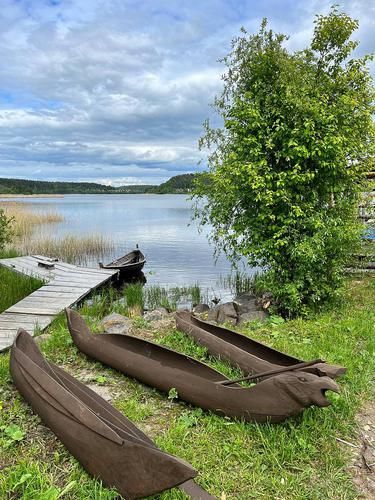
[0, 255, 117, 352]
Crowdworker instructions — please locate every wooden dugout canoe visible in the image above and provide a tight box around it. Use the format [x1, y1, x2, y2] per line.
[66, 308, 339, 423]
[175, 311, 346, 380]
[10, 329, 214, 499]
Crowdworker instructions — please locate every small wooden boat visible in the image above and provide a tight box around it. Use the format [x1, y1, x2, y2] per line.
[10, 329, 214, 499]
[99, 247, 146, 275]
[175, 311, 346, 379]
[66, 309, 339, 423]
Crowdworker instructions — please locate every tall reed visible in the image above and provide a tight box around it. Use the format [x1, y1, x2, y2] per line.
[16, 234, 114, 264]
[1, 202, 63, 237]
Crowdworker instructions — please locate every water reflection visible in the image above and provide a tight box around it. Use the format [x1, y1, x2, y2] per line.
[2, 194, 257, 300]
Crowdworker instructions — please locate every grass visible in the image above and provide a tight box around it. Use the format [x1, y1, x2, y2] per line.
[0, 266, 44, 314]
[0, 277, 374, 498]
[218, 270, 257, 296]
[15, 234, 114, 265]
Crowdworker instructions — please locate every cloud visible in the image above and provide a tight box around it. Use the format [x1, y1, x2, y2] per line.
[0, 0, 373, 184]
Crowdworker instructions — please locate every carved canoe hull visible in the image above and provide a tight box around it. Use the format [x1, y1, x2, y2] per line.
[10, 329, 213, 499]
[66, 309, 339, 423]
[175, 311, 346, 379]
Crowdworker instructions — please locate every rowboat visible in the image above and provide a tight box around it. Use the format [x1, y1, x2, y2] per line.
[175, 311, 346, 379]
[10, 329, 214, 499]
[99, 248, 146, 275]
[66, 309, 339, 423]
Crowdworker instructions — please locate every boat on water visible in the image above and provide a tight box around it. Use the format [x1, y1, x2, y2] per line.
[175, 311, 346, 380]
[10, 329, 214, 499]
[66, 309, 339, 423]
[99, 247, 146, 275]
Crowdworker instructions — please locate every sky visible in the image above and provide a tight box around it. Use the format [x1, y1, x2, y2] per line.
[0, 1, 373, 186]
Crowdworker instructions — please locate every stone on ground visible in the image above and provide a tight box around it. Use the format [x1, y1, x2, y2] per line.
[101, 312, 132, 334]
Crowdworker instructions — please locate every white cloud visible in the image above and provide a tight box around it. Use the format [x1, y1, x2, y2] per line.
[0, 0, 373, 183]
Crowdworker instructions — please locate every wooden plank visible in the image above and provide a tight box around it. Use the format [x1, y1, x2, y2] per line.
[47, 279, 102, 287]
[0, 331, 17, 339]
[0, 313, 55, 322]
[41, 285, 88, 293]
[29, 256, 114, 277]
[18, 295, 81, 303]
[54, 263, 114, 276]
[29, 290, 86, 299]
[0, 260, 51, 280]
[6, 305, 66, 315]
[8, 298, 75, 309]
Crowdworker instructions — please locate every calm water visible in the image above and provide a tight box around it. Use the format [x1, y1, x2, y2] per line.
[4, 194, 255, 300]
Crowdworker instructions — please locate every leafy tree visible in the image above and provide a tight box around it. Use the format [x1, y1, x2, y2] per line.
[194, 7, 374, 316]
[0, 209, 13, 251]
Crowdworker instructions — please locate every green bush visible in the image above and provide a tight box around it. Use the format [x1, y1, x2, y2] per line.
[194, 8, 374, 316]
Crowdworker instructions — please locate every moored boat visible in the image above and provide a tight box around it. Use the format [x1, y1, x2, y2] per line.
[99, 247, 146, 275]
[175, 311, 346, 379]
[10, 329, 214, 499]
[66, 308, 339, 423]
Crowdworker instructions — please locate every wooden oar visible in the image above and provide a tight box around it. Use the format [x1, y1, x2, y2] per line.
[217, 359, 324, 386]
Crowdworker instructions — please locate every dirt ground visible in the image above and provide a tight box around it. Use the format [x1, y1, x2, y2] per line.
[348, 393, 375, 498]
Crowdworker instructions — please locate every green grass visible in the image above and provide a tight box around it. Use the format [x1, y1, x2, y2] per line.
[0, 277, 374, 498]
[0, 267, 44, 314]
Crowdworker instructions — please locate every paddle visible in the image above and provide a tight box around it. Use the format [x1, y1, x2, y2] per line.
[216, 359, 324, 386]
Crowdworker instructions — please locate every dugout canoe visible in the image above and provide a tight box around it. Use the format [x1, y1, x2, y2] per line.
[10, 329, 214, 499]
[66, 308, 339, 423]
[175, 311, 346, 379]
[99, 248, 146, 275]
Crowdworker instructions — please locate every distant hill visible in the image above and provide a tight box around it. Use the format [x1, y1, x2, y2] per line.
[150, 173, 196, 194]
[0, 173, 197, 195]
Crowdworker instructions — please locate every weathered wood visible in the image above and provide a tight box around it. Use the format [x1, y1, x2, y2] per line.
[0, 255, 117, 351]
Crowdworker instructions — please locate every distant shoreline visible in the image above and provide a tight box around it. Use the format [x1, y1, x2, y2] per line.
[0, 194, 65, 198]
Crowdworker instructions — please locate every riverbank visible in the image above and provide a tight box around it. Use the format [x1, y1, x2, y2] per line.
[0, 272, 374, 498]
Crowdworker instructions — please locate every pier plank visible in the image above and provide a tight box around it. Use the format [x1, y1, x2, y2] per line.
[0, 255, 117, 351]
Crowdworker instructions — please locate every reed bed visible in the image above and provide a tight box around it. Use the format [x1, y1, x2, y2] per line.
[218, 271, 257, 296]
[124, 283, 208, 312]
[1, 202, 63, 237]
[15, 234, 114, 265]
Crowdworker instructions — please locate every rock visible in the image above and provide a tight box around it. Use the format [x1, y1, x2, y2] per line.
[209, 302, 238, 325]
[193, 303, 210, 313]
[238, 310, 268, 324]
[143, 308, 170, 321]
[34, 333, 50, 344]
[101, 313, 132, 335]
[207, 306, 219, 322]
[86, 384, 112, 402]
[233, 292, 258, 315]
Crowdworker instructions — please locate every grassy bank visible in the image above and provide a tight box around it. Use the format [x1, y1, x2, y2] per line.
[0, 249, 44, 313]
[0, 276, 374, 498]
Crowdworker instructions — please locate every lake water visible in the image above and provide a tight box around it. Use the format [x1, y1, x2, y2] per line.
[4, 194, 256, 301]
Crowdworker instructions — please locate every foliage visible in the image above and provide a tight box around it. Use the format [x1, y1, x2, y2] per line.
[194, 8, 374, 316]
[150, 173, 196, 193]
[0, 174, 197, 195]
[0, 208, 13, 250]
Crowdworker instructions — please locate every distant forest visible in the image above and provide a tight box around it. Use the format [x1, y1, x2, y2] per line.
[0, 173, 197, 195]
